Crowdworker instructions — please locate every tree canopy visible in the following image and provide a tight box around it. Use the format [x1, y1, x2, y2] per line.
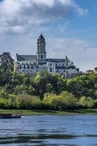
[0, 53, 97, 110]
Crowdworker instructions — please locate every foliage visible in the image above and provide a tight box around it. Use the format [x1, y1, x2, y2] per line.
[0, 52, 13, 72]
[16, 94, 42, 109]
[79, 96, 94, 108]
[43, 91, 77, 110]
[0, 58, 97, 110]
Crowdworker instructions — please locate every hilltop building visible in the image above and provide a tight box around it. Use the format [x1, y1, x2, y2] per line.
[14, 34, 79, 76]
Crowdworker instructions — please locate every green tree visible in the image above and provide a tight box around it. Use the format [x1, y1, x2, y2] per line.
[0, 52, 13, 72]
[16, 94, 41, 109]
[43, 91, 77, 110]
[79, 96, 94, 108]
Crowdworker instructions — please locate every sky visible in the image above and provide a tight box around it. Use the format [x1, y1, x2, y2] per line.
[0, 0, 97, 72]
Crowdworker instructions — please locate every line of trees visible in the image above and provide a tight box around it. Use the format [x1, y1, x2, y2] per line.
[0, 53, 97, 110]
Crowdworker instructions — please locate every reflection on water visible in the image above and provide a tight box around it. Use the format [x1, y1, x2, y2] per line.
[0, 134, 75, 145]
[0, 115, 97, 146]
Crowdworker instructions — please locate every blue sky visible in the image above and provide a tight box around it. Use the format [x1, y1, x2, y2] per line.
[0, 0, 97, 71]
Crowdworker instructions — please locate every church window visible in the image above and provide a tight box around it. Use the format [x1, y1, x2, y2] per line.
[41, 55, 43, 59]
[26, 63, 27, 68]
[19, 64, 22, 69]
[27, 64, 30, 69]
[36, 65, 39, 68]
[50, 68, 52, 72]
[31, 64, 33, 69]
[23, 64, 26, 69]
[41, 43, 45, 52]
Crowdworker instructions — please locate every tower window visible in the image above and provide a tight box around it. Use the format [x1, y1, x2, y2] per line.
[41, 55, 43, 59]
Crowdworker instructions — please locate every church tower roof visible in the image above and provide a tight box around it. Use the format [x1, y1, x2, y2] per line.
[38, 34, 45, 41]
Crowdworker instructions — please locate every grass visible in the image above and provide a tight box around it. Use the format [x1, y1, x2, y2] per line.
[0, 109, 97, 116]
[0, 109, 73, 116]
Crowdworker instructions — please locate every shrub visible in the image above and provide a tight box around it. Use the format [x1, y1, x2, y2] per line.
[0, 98, 7, 108]
[43, 92, 77, 110]
[43, 93, 57, 109]
[59, 91, 77, 109]
[79, 96, 94, 108]
[93, 100, 97, 108]
[0, 88, 8, 98]
[16, 94, 42, 109]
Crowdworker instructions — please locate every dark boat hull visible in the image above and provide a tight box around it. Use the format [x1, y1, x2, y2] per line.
[0, 114, 22, 119]
[0, 116, 22, 119]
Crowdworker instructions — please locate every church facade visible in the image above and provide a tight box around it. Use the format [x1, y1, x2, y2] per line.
[14, 34, 79, 76]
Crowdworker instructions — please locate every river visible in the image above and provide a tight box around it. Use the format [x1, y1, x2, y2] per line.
[0, 115, 97, 146]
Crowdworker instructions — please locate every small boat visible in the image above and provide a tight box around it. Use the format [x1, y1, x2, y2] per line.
[0, 112, 23, 119]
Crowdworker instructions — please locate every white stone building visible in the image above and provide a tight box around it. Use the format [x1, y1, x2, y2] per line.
[14, 34, 79, 76]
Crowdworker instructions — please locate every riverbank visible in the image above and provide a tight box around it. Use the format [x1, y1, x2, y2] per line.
[0, 109, 97, 116]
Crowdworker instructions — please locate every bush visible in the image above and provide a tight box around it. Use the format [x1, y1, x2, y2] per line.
[16, 94, 42, 109]
[93, 100, 97, 108]
[0, 94, 16, 109]
[0, 98, 7, 108]
[0, 88, 8, 98]
[59, 91, 77, 109]
[79, 96, 94, 108]
[43, 91, 77, 110]
[43, 93, 57, 109]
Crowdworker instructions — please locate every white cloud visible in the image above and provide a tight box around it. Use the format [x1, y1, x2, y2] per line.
[47, 38, 97, 71]
[10, 26, 26, 33]
[0, 0, 91, 72]
[0, 0, 88, 34]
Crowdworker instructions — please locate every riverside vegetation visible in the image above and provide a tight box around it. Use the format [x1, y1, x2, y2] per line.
[0, 53, 97, 112]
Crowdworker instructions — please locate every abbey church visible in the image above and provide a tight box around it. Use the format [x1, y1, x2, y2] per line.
[14, 34, 79, 76]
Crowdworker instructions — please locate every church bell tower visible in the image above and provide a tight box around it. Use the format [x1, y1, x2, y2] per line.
[37, 34, 46, 63]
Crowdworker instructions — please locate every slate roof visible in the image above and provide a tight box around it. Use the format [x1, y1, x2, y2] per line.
[38, 34, 45, 40]
[56, 66, 67, 69]
[46, 58, 65, 63]
[16, 54, 37, 61]
[86, 70, 94, 72]
[55, 66, 76, 69]
[94, 67, 97, 70]
[38, 62, 46, 65]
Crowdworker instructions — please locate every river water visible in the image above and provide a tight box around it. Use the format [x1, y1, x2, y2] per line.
[0, 115, 97, 146]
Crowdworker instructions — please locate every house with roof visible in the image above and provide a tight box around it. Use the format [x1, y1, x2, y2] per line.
[14, 34, 79, 76]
